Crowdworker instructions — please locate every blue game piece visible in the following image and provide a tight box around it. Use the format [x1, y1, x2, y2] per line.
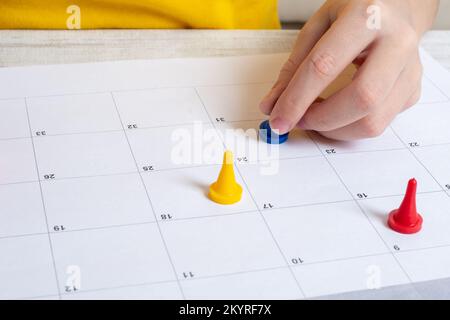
[259, 120, 289, 144]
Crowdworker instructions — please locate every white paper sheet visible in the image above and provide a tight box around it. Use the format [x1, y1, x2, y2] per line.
[1, 49, 450, 300]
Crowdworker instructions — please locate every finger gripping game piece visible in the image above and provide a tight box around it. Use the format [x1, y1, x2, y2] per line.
[259, 120, 289, 144]
[208, 151, 243, 205]
[388, 178, 423, 234]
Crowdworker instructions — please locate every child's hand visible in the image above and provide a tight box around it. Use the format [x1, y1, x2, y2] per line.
[260, 0, 439, 140]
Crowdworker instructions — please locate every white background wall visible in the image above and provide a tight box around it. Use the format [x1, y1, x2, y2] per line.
[278, 0, 450, 29]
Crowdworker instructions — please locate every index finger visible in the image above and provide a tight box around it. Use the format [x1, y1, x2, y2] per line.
[259, 3, 332, 115]
[269, 3, 378, 134]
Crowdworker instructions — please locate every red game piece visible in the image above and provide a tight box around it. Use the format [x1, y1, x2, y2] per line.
[388, 178, 423, 234]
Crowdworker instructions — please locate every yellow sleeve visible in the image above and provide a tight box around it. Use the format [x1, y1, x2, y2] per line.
[0, 0, 281, 29]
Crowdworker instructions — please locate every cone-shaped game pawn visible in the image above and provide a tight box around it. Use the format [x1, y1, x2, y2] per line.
[388, 178, 423, 234]
[208, 151, 243, 205]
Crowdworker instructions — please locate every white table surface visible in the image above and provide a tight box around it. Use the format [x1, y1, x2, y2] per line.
[1, 29, 449, 300]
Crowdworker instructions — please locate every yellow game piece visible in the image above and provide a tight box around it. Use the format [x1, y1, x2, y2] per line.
[208, 151, 243, 205]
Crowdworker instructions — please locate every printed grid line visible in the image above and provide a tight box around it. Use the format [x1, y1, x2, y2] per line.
[16, 241, 450, 300]
[11, 239, 449, 300]
[1, 142, 450, 188]
[109, 92, 186, 299]
[194, 87, 307, 299]
[310, 120, 449, 282]
[4, 123, 450, 297]
[53, 173, 450, 203]
[0, 135, 31, 142]
[0, 51, 449, 299]
[4, 117, 450, 298]
[0, 81, 272, 102]
[305, 130, 417, 289]
[2, 94, 450, 150]
[50, 251, 395, 300]
[24, 97, 62, 300]
[389, 126, 450, 199]
[1, 82, 449, 299]
[391, 126, 449, 196]
[423, 74, 450, 101]
[2, 129, 450, 150]
[2, 188, 447, 241]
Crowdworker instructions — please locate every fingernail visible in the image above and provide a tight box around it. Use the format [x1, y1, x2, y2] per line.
[270, 117, 291, 135]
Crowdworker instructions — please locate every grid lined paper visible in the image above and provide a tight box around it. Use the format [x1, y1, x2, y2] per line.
[0, 51, 450, 299]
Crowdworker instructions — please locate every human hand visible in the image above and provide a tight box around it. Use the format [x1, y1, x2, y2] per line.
[260, 0, 439, 140]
